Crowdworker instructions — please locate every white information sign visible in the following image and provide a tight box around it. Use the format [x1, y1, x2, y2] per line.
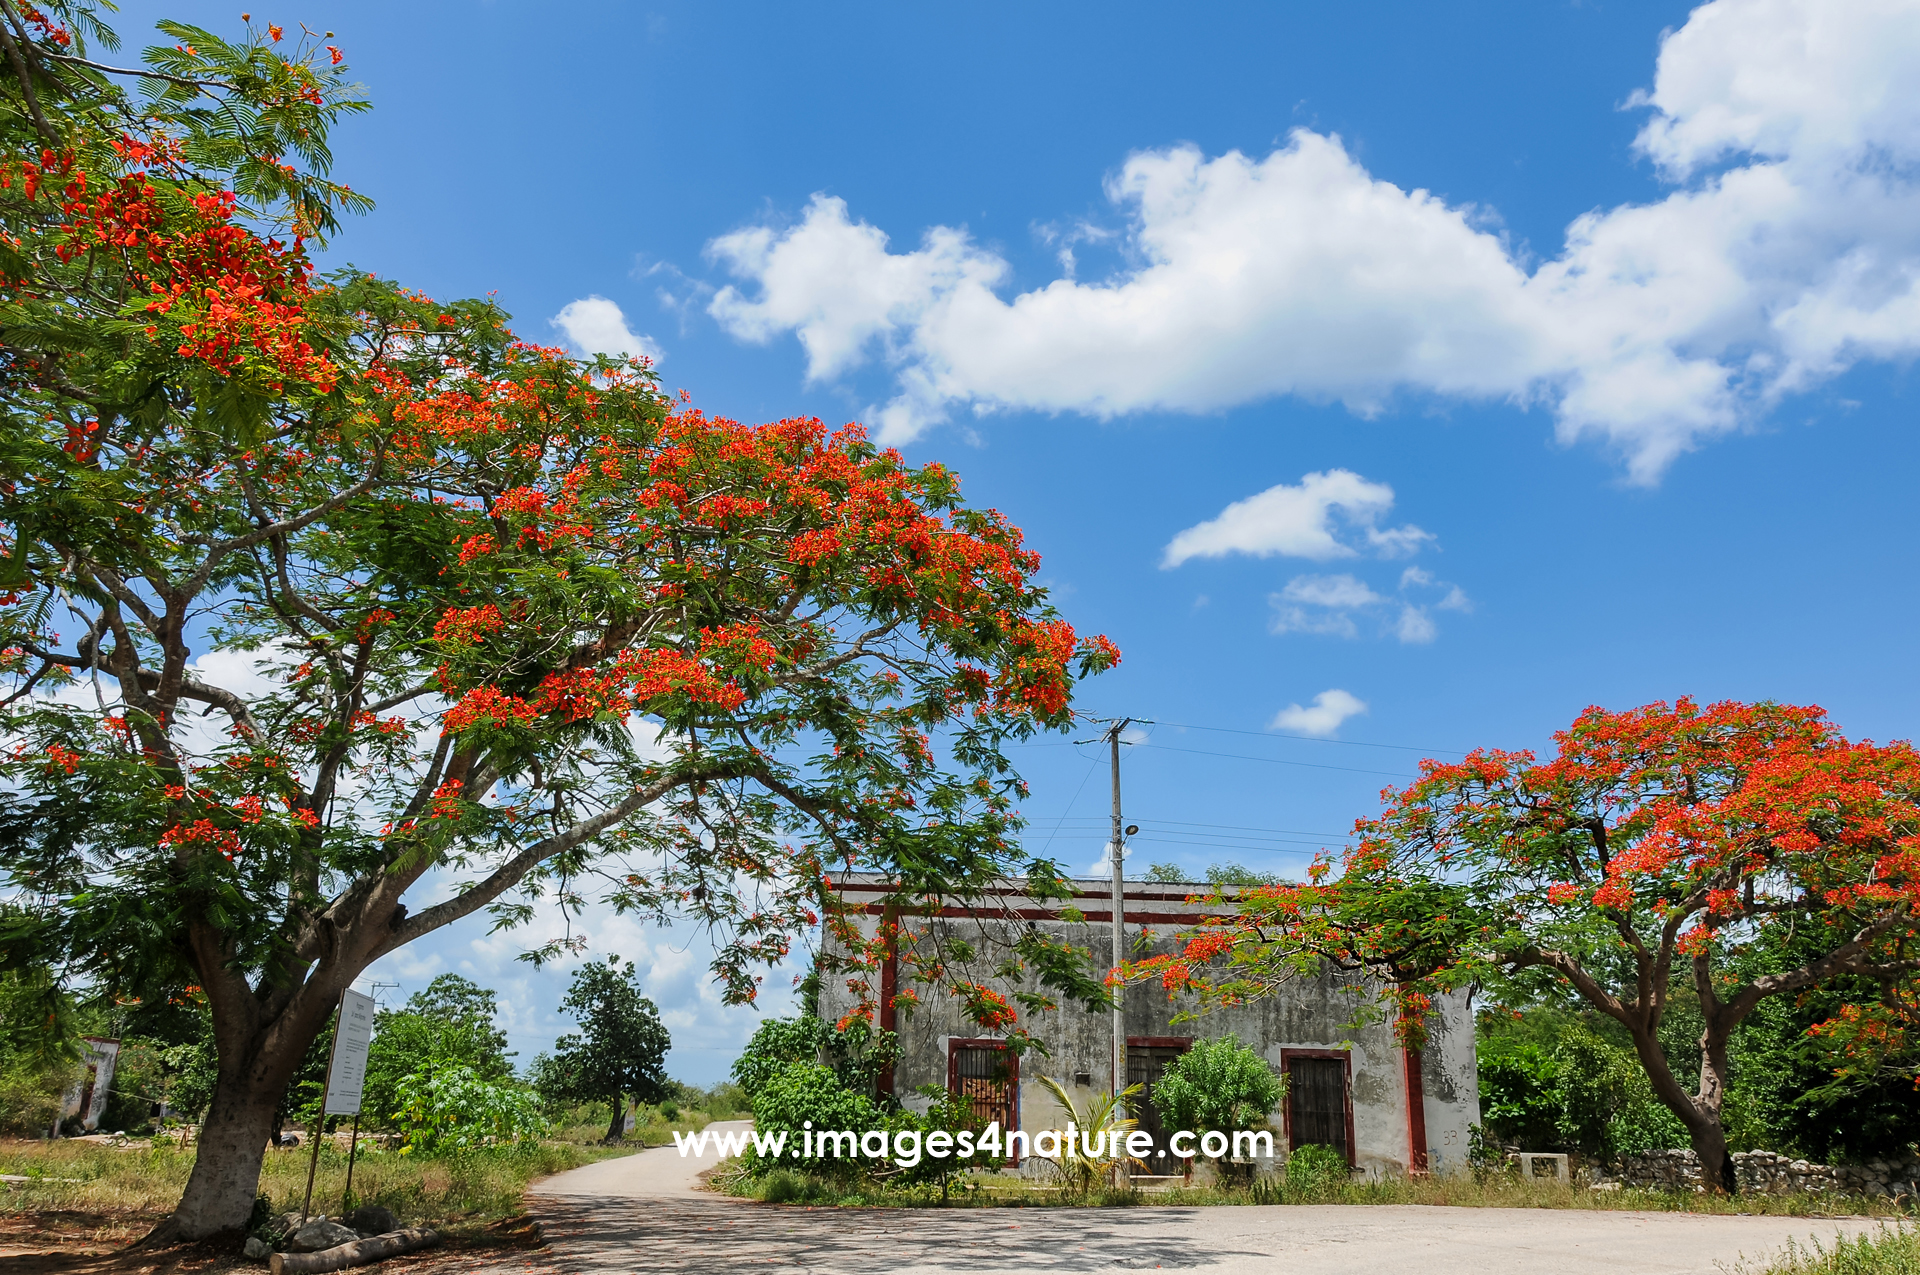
[323, 990, 376, 1116]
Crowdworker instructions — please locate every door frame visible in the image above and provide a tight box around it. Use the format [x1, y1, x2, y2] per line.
[1279, 1048, 1356, 1167]
[1125, 1036, 1194, 1174]
[947, 1038, 1020, 1164]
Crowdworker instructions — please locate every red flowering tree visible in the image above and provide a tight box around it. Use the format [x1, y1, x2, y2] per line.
[0, 5, 1116, 1240]
[1130, 700, 1920, 1191]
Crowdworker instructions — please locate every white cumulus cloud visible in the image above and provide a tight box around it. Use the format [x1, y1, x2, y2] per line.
[1270, 569, 1468, 643]
[552, 295, 664, 364]
[1162, 469, 1431, 567]
[1270, 689, 1368, 738]
[703, 0, 1920, 482]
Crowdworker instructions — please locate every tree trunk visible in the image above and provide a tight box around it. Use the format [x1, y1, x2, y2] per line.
[604, 1094, 625, 1143]
[1692, 1022, 1737, 1194]
[147, 1067, 281, 1242]
[148, 950, 363, 1242]
[1621, 1018, 1737, 1193]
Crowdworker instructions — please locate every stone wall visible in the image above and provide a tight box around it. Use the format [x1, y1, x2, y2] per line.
[1592, 1148, 1919, 1197]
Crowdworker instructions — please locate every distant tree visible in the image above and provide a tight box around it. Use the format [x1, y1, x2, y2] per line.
[1148, 1035, 1282, 1171]
[1137, 700, 1920, 1193]
[363, 976, 512, 1127]
[1205, 863, 1279, 887]
[539, 959, 670, 1141]
[1143, 863, 1186, 884]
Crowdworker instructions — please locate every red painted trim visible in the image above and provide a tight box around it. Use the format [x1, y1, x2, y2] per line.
[1402, 1046, 1429, 1174]
[1280, 1048, 1357, 1167]
[832, 881, 1227, 904]
[842, 904, 1220, 924]
[877, 900, 899, 1097]
[947, 1038, 1020, 1166]
[1126, 1036, 1195, 1050]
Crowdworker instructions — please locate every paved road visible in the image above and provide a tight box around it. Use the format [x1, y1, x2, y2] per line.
[495, 1121, 1891, 1275]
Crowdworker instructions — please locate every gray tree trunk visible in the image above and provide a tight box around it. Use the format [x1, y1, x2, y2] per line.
[152, 1068, 281, 1241]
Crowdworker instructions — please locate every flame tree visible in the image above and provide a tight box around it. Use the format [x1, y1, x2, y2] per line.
[0, 3, 1117, 1239]
[1130, 700, 1920, 1192]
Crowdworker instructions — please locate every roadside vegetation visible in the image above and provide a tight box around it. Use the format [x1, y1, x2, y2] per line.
[1746, 1227, 1920, 1275]
[715, 1158, 1918, 1217]
[0, 962, 741, 1260]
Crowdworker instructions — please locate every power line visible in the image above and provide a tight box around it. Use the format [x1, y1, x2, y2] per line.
[1034, 755, 1100, 860]
[1144, 742, 1415, 779]
[1149, 718, 1469, 756]
[1032, 816, 1356, 840]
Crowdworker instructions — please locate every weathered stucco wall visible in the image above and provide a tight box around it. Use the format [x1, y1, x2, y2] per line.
[818, 875, 1480, 1178]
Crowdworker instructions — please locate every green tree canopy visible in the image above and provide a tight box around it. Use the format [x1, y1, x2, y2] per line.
[362, 975, 512, 1128]
[0, 1, 1115, 1238]
[536, 959, 669, 1141]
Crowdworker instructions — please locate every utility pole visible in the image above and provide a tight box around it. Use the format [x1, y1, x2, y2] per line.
[1079, 713, 1148, 1185]
[1105, 716, 1132, 1194]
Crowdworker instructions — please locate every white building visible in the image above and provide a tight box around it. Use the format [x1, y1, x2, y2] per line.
[820, 873, 1480, 1179]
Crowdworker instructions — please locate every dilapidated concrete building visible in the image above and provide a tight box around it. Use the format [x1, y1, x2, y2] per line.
[820, 873, 1480, 1179]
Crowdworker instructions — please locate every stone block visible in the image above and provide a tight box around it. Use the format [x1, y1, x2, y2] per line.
[288, 1219, 359, 1252]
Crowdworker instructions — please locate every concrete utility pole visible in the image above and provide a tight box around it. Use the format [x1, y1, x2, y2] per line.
[1106, 719, 1130, 1092]
[1106, 717, 1132, 1189]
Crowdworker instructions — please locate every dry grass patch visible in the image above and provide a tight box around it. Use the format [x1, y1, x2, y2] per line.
[0, 1137, 627, 1269]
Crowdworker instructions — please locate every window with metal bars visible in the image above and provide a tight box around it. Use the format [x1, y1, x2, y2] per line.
[948, 1041, 1016, 1154]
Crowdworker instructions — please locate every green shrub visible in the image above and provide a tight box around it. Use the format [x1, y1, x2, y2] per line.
[1149, 1035, 1283, 1168]
[1478, 1018, 1689, 1156]
[393, 1064, 544, 1154]
[1285, 1142, 1349, 1197]
[747, 1061, 883, 1176]
[732, 1016, 900, 1101]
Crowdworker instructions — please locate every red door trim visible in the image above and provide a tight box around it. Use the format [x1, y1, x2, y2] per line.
[1402, 1045, 1429, 1174]
[1280, 1048, 1357, 1167]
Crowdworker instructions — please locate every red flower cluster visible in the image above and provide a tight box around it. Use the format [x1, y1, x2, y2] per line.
[160, 819, 244, 860]
[433, 603, 506, 646]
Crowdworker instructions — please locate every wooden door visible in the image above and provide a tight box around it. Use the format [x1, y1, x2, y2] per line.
[1286, 1055, 1350, 1160]
[1126, 1043, 1190, 1175]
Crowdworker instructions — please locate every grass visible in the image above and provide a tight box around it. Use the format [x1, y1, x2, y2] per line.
[1740, 1226, 1920, 1274]
[714, 1162, 1920, 1218]
[0, 1137, 626, 1235]
[545, 1110, 713, 1148]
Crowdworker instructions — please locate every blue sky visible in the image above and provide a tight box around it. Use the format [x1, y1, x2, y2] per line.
[157, 0, 1920, 1081]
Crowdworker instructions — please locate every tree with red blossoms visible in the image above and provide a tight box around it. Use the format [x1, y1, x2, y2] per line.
[0, 5, 1116, 1240]
[1128, 699, 1920, 1192]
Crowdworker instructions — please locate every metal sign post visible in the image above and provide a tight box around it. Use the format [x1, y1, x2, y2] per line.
[299, 989, 376, 1225]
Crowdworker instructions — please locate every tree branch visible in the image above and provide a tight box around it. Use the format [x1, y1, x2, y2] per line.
[368, 761, 753, 961]
[0, 4, 59, 146]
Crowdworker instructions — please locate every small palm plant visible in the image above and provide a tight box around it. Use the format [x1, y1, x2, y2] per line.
[1034, 1077, 1148, 1196]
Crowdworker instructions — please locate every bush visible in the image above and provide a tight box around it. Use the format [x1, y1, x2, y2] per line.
[1478, 1017, 1688, 1157]
[732, 1016, 899, 1101]
[1284, 1142, 1349, 1196]
[746, 1061, 883, 1176]
[1149, 1035, 1283, 1167]
[0, 1056, 79, 1137]
[393, 1064, 544, 1154]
